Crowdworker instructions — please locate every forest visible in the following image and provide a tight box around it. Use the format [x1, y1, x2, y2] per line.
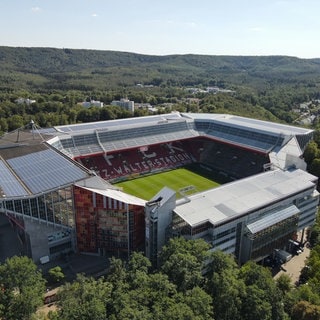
[1, 47, 320, 319]
[2, 225, 320, 320]
[1, 46, 320, 132]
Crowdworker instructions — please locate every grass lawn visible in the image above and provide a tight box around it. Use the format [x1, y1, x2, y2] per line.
[114, 167, 220, 200]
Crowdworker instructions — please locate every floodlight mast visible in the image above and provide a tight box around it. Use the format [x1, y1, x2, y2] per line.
[30, 120, 35, 139]
[30, 120, 45, 141]
[15, 120, 45, 143]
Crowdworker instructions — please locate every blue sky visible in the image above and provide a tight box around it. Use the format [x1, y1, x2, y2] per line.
[0, 0, 319, 58]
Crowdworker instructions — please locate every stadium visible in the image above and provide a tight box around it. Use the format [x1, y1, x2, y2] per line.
[0, 112, 318, 266]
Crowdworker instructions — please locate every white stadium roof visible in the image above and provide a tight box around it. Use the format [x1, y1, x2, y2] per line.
[174, 169, 317, 228]
[80, 186, 146, 206]
[50, 113, 313, 156]
[182, 113, 313, 136]
[74, 175, 146, 206]
[54, 112, 183, 134]
[54, 112, 312, 137]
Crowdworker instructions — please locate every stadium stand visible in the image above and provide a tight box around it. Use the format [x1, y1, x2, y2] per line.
[198, 140, 270, 179]
[74, 141, 194, 181]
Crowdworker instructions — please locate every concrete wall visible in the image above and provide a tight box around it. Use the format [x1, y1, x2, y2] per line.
[23, 219, 52, 263]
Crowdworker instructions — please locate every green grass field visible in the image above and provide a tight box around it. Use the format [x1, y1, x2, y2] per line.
[114, 167, 220, 200]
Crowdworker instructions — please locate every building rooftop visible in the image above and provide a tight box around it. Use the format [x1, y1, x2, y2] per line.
[174, 169, 318, 228]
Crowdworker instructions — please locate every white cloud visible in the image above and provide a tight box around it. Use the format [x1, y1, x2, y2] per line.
[91, 13, 98, 17]
[146, 19, 197, 29]
[31, 7, 41, 13]
[249, 27, 264, 32]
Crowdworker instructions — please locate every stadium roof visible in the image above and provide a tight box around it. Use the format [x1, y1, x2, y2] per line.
[54, 112, 312, 137]
[74, 175, 146, 206]
[181, 113, 313, 136]
[0, 144, 91, 198]
[74, 176, 146, 206]
[0, 113, 315, 199]
[49, 113, 313, 156]
[81, 186, 146, 206]
[54, 112, 184, 134]
[173, 169, 318, 228]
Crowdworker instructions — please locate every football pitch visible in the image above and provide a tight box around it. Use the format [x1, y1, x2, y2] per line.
[114, 167, 220, 200]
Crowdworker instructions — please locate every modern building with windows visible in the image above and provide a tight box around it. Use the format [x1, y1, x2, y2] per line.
[171, 168, 318, 265]
[0, 113, 318, 265]
[111, 98, 135, 113]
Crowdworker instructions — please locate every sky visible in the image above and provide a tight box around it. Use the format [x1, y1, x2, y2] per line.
[0, 0, 319, 59]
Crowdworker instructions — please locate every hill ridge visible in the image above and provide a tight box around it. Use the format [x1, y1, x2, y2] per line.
[1, 46, 320, 91]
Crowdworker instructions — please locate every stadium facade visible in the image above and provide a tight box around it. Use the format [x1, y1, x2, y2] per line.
[0, 113, 318, 265]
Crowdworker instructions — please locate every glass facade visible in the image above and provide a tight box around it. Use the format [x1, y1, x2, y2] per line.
[1, 186, 74, 227]
[245, 214, 299, 260]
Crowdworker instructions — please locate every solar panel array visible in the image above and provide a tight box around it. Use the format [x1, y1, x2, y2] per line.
[7, 149, 88, 194]
[0, 160, 29, 197]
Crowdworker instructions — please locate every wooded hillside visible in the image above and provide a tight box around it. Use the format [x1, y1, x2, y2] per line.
[1, 46, 320, 91]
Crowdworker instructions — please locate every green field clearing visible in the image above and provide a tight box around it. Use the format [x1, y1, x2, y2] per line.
[114, 167, 220, 200]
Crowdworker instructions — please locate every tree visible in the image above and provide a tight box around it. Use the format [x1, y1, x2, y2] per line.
[0, 117, 8, 134]
[308, 214, 320, 247]
[104, 249, 213, 319]
[285, 285, 320, 317]
[159, 237, 210, 292]
[291, 300, 320, 320]
[241, 285, 273, 320]
[56, 274, 112, 320]
[179, 286, 213, 320]
[206, 251, 244, 320]
[309, 158, 320, 177]
[7, 114, 24, 131]
[0, 256, 46, 320]
[106, 256, 127, 287]
[161, 251, 204, 292]
[276, 274, 292, 296]
[303, 141, 320, 166]
[239, 261, 286, 320]
[48, 266, 65, 284]
[128, 251, 151, 275]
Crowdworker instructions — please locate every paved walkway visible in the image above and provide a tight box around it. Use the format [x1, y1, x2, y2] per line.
[274, 246, 310, 284]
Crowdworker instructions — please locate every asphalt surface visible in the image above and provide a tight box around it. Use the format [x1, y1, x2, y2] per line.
[274, 246, 310, 285]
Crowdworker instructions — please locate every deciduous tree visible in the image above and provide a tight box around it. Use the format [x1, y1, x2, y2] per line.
[159, 237, 209, 292]
[0, 256, 46, 320]
[56, 274, 112, 320]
